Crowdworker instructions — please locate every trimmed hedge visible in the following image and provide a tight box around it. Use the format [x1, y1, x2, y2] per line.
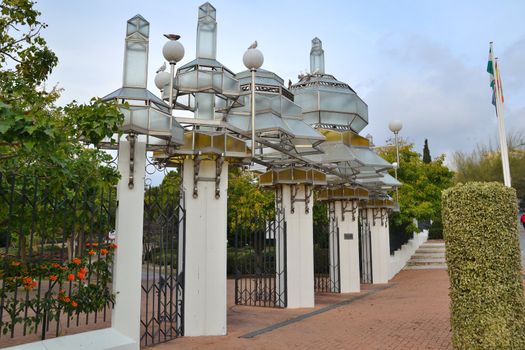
[428, 219, 443, 239]
[442, 182, 525, 349]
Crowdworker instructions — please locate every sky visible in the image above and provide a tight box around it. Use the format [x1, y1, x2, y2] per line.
[36, 0, 525, 166]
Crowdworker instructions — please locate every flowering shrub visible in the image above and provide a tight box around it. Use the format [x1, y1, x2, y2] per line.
[0, 242, 117, 335]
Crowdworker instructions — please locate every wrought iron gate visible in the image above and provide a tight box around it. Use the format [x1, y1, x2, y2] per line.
[230, 208, 287, 308]
[313, 202, 340, 293]
[359, 209, 373, 284]
[140, 181, 185, 347]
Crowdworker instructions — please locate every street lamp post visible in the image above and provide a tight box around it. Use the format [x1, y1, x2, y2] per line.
[162, 35, 185, 113]
[243, 42, 264, 158]
[389, 120, 403, 203]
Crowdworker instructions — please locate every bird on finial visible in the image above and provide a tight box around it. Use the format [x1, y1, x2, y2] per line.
[288, 79, 292, 89]
[156, 62, 167, 74]
[164, 34, 181, 41]
[248, 40, 258, 49]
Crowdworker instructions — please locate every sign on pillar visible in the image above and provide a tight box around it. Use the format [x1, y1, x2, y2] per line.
[334, 200, 361, 293]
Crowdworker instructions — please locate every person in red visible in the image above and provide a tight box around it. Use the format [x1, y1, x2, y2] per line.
[521, 212, 525, 229]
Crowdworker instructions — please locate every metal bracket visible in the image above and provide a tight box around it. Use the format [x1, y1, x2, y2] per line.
[341, 200, 358, 222]
[193, 155, 201, 198]
[215, 154, 224, 199]
[372, 208, 388, 226]
[290, 184, 312, 214]
[127, 133, 135, 189]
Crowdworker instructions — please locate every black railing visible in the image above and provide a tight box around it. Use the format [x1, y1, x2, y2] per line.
[0, 173, 115, 345]
[140, 184, 184, 346]
[230, 211, 287, 308]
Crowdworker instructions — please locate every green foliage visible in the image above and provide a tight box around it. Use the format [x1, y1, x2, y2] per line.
[423, 139, 431, 164]
[376, 139, 454, 234]
[227, 168, 274, 232]
[453, 132, 525, 201]
[442, 182, 525, 349]
[0, 0, 123, 188]
[428, 219, 443, 239]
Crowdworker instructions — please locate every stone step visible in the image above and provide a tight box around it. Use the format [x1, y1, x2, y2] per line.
[416, 247, 446, 252]
[410, 254, 446, 260]
[407, 258, 446, 265]
[421, 242, 445, 247]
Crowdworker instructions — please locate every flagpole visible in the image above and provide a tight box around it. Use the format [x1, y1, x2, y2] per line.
[494, 56, 512, 187]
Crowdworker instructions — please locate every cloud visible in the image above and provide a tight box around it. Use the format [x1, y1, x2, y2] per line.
[362, 35, 524, 164]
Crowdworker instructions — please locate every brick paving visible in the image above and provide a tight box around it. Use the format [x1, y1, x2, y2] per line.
[149, 269, 453, 350]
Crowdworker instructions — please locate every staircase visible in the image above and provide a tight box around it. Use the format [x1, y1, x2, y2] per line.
[404, 240, 447, 270]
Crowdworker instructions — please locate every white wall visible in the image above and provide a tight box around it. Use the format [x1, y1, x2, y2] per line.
[388, 230, 429, 280]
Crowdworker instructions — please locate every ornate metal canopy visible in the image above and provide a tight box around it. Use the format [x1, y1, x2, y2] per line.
[101, 14, 185, 149]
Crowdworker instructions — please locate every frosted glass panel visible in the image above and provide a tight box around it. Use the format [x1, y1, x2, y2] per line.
[131, 108, 148, 131]
[124, 42, 147, 88]
[196, 29, 216, 59]
[196, 93, 214, 120]
[149, 109, 170, 132]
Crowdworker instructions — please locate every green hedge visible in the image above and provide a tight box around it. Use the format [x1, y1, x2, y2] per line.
[428, 219, 443, 239]
[442, 182, 525, 349]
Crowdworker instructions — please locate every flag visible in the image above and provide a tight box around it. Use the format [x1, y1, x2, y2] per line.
[487, 43, 504, 111]
[487, 43, 496, 107]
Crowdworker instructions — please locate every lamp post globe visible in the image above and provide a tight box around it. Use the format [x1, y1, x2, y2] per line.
[162, 40, 185, 63]
[243, 48, 264, 70]
[388, 120, 403, 134]
[154, 70, 171, 91]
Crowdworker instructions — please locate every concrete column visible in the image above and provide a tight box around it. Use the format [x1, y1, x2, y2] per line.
[334, 200, 360, 293]
[282, 184, 314, 308]
[112, 140, 146, 349]
[369, 208, 390, 284]
[182, 158, 228, 336]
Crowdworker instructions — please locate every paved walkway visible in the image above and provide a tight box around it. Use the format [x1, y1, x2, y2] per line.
[148, 269, 452, 350]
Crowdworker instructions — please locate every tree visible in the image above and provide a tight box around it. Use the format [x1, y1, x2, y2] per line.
[423, 139, 431, 164]
[453, 131, 525, 203]
[0, 0, 122, 187]
[376, 139, 454, 233]
[0, 0, 123, 261]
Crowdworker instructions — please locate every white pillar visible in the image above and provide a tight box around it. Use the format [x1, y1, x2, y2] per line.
[334, 201, 360, 293]
[182, 158, 228, 336]
[282, 184, 314, 308]
[369, 208, 390, 284]
[112, 140, 146, 348]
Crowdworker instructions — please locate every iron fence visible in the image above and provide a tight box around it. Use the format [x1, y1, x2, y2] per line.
[0, 172, 116, 344]
[140, 182, 184, 346]
[230, 210, 287, 308]
[359, 210, 373, 284]
[313, 203, 340, 293]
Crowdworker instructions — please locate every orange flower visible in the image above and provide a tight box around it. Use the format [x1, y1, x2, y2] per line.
[109, 243, 118, 249]
[64, 297, 70, 303]
[22, 277, 32, 285]
[67, 273, 75, 281]
[11, 261, 21, 267]
[51, 263, 60, 268]
[100, 248, 109, 255]
[91, 243, 99, 247]
[76, 271, 85, 281]
[86, 243, 91, 247]
[49, 275, 58, 282]
[88, 250, 96, 256]
[71, 300, 78, 308]
[79, 267, 88, 274]
[72, 258, 81, 265]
